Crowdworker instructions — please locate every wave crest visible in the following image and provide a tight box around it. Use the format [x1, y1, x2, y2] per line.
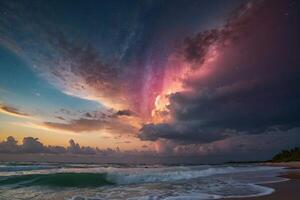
[0, 173, 113, 187]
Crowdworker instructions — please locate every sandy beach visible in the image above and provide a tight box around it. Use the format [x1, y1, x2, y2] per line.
[225, 162, 300, 200]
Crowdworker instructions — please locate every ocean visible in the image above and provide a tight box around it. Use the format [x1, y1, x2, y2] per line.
[0, 163, 288, 200]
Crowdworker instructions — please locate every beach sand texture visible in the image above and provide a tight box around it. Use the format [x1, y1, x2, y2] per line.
[225, 162, 300, 200]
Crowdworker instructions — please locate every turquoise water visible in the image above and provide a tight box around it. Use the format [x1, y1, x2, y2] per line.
[0, 173, 113, 187]
[0, 163, 288, 200]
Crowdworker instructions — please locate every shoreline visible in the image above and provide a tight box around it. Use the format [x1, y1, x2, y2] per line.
[224, 161, 300, 200]
[263, 161, 300, 169]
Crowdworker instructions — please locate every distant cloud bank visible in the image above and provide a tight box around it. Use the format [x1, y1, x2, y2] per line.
[0, 136, 152, 156]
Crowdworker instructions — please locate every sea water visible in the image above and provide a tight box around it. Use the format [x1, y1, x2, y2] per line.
[0, 163, 288, 200]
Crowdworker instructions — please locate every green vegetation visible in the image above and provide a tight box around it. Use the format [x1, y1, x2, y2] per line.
[272, 147, 300, 162]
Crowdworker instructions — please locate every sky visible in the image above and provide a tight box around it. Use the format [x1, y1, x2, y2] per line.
[0, 0, 299, 163]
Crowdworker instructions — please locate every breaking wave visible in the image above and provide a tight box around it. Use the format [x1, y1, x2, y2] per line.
[0, 173, 113, 187]
[0, 164, 288, 200]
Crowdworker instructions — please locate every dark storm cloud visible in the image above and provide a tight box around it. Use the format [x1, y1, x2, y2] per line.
[182, 0, 285, 66]
[171, 0, 300, 133]
[139, 0, 300, 146]
[183, 29, 220, 65]
[0, 0, 245, 114]
[181, 1, 254, 65]
[173, 128, 300, 161]
[139, 123, 227, 144]
[168, 77, 300, 133]
[1, 0, 299, 161]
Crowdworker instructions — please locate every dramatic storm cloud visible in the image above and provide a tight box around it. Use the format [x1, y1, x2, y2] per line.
[139, 123, 227, 144]
[0, 0, 299, 161]
[139, 0, 300, 154]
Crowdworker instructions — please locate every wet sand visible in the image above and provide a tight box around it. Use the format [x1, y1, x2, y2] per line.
[225, 162, 300, 200]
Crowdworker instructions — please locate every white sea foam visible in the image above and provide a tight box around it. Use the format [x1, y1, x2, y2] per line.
[105, 165, 284, 185]
[0, 164, 288, 200]
[66, 165, 284, 200]
[0, 164, 53, 172]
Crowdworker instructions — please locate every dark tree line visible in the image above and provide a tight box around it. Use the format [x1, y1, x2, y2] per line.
[272, 147, 300, 162]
